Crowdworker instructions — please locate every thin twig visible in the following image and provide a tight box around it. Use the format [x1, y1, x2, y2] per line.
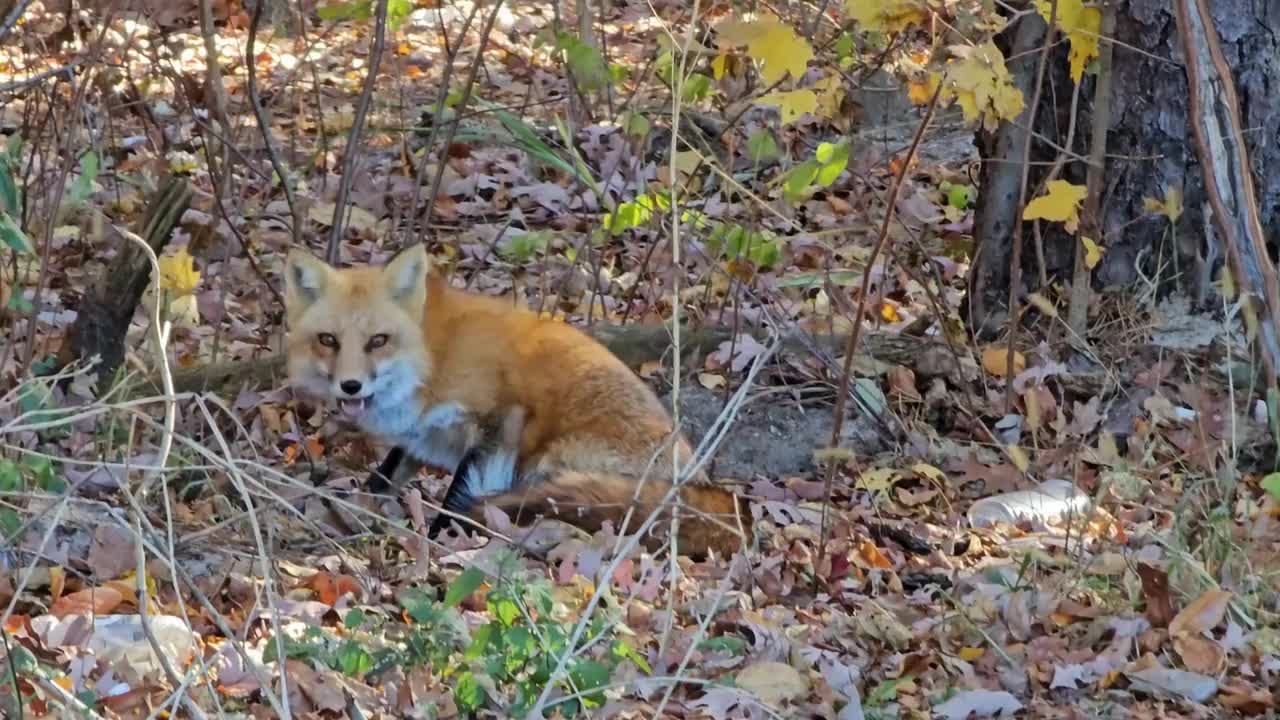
[0, 0, 34, 43]
[114, 226, 176, 497]
[0, 61, 80, 94]
[326, 0, 390, 263]
[407, 0, 482, 245]
[418, 0, 506, 241]
[246, 0, 301, 248]
[814, 82, 943, 589]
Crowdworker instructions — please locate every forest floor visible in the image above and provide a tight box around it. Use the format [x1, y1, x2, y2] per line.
[0, 1, 1278, 719]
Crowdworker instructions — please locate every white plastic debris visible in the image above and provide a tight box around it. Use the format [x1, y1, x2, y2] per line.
[967, 479, 1091, 528]
[83, 614, 200, 681]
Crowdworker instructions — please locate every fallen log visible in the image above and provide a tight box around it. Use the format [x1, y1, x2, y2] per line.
[60, 177, 193, 390]
[153, 325, 955, 396]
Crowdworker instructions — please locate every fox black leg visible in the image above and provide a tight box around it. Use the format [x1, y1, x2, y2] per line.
[366, 445, 426, 495]
[428, 407, 526, 540]
[366, 446, 405, 493]
[427, 448, 484, 538]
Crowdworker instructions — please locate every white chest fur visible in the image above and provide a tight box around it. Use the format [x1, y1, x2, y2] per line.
[357, 360, 475, 471]
[362, 399, 474, 471]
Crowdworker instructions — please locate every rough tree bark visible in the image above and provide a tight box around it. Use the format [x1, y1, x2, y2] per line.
[967, 0, 1280, 337]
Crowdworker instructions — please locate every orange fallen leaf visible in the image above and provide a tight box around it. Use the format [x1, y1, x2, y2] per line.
[1173, 632, 1226, 675]
[3, 614, 27, 633]
[49, 566, 65, 604]
[1169, 588, 1232, 637]
[284, 436, 324, 465]
[981, 346, 1025, 377]
[50, 586, 124, 618]
[855, 541, 893, 570]
[309, 572, 362, 606]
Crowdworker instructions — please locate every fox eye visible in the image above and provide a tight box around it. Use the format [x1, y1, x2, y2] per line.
[318, 333, 339, 349]
[366, 333, 390, 350]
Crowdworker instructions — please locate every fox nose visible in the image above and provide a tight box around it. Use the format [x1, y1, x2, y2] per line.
[339, 380, 363, 396]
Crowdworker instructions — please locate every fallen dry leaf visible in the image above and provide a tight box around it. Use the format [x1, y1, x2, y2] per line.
[735, 661, 809, 706]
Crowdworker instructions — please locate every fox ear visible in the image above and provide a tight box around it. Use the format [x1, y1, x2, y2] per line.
[284, 250, 330, 320]
[383, 244, 429, 311]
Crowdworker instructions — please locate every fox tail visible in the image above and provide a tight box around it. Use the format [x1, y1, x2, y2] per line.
[439, 457, 750, 558]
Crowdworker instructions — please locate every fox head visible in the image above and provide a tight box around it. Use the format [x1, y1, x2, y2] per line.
[283, 245, 431, 418]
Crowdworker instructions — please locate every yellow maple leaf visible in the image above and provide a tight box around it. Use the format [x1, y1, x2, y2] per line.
[158, 247, 200, 294]
[1080, 236, 1105, 269]
[811, 74, 844, 117]
[711, 52, 730, 80]
[856, 467, 899, 495]
[759, 88, 817, 125]
[1143, 187, 1183, 222]
[1023, 180, 1088, 232]
[716, 13, 813, 85]
[907, 73, 940, 105]
[157, 247, 201, 325]
[943, 42, 1025, 131]
[847, 0, 928, 33]
[1036, 0, 1101, 83]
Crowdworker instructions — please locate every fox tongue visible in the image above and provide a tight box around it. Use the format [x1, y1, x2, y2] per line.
[338, 398, 368, 419]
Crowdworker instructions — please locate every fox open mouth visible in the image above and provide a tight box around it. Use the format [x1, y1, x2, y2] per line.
[338, 397, 370, 419]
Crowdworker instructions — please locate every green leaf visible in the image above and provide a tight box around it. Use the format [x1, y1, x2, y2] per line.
[697, 636, 747, 655]
[1262, 473, 1280, 500]
[6, 289, 33, 313]
[18, 381, 52, 414]
[814, 141, 848, 186]
[0, 507, 20, 541]
[335, 639, 373, 676]
[682, 73, 712, 102]
[444, 567, 486, 608]
[455, 671, 484, 711]
[568, 658, 611, 705]
[386, 0, 412, 28]
[491, 596, 521, 627]
[23, 456, 62, 493]
[746, 130, 779, 164]
[775, 269, 862, 288]
[612, 640, 653, 673]
[502, 626, 536, 667]
[866, 676, 909, 706]
[621, 111, 650, 140]
[750, 238, 780, 268]
[343, 608, 367, 629]
[834, 33, 855, 59]
[399, 586, 438, 624]
[853, 377, 886, 417]
[561, 35, 609, 92]
[317, 0, 372, 21]
[0, 211, 32, 254]
[0, 460, 20, 493]
[5, 133, 21, 161]
[0, 154, 19, 215]
[947, 184, 974, 209]
[8, 645, 36, 674]
[465, 622, 496, 659]
[501, 231, 552, 263]
[603, 198, 654, 235]
[782, 160, 819, 201]
[68, 151, 98, 207]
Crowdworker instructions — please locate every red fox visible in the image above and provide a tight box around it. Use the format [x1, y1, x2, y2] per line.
[283, 245, 750, 558]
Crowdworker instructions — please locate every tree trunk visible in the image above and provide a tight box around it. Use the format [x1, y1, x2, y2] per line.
[967, 0, 1280, 337]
